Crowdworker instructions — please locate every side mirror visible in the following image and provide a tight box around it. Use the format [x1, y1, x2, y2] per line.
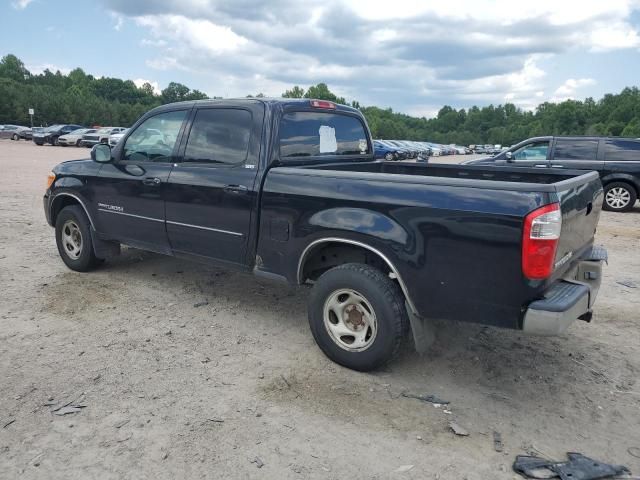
[91, 143, 112, 163]
[505, 151, 513, 162]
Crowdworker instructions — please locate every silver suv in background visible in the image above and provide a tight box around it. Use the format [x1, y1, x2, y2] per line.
[108, 128, 129, 147]
[81, 127, 127, 147]
[58, 128, 97, 147]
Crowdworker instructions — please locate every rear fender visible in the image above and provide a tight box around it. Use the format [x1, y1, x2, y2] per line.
[308, 207, 409, 244]
[601, 173, 639, 194]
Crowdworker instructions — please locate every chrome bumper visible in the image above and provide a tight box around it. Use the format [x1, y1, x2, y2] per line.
[522, 246, 607, 335]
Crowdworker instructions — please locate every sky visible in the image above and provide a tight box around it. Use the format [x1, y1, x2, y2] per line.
[2, 0, 640, 117]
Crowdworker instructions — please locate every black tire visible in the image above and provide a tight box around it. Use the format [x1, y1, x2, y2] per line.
[55, 205, 99, 272]
[384, 152, 394, 161]
[603, 182, 637, 212]
[11, 133, 19, 141]
[75, 139, 81, 147]
[52, 136, 59, 146]
[308, 263, 408, 371]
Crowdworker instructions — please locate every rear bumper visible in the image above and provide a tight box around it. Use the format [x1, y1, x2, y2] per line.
[522, 246, 607, 335]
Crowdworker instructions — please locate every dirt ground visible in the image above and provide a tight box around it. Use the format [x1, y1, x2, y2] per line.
[1, 140, 639, 480]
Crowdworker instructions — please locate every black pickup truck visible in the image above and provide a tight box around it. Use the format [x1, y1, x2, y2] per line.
[44, 99, 607, 371]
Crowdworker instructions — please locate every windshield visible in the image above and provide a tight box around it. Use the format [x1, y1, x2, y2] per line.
[69, 129, 87, 135]
[44, 125, 62, 132]
[97, 128, 113, 134]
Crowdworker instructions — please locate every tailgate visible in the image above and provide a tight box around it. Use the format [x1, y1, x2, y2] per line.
[554, 171, 603, 272]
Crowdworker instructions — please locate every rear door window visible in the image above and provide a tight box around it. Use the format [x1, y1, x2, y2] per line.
[279, 111, 370, 158]
[552, 139, 599, 160]
[604, 139, 640, 161]
[183, 108, 252, 166]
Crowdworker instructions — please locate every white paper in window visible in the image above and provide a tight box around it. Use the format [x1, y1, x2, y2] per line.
[319, 125, 337, 153]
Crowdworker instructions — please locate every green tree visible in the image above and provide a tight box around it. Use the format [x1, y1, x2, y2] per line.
[282, 86, 305, 98]
[0, 54, 30, 82]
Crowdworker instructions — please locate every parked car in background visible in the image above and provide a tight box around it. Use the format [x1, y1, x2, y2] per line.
[464, 135, 640, 212]
[81, 127, 127, 147]
[33, 124, 85, 145]
[0, 125, 31, 140]
[19, 127, 34, 140]
[58, 128, 97, 147]
[385, 140, 415, 159]
[373, 140, 401, 161]
[108, 128, 129, 147]
[425, 142, 442, 157]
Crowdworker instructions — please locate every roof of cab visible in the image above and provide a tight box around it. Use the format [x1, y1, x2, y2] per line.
[148, 97, 361, 116]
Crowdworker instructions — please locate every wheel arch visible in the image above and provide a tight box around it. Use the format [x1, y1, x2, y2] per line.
[297, 237, 417, 314]
[50, 193, 95, 228]
[601, 174, 640, 196]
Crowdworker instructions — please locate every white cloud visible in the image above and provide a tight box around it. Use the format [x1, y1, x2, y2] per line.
[136, 15, 248, 55]
[554, 78, 596, 96]
[109, 12, 124, 31]
[102, 0, 640, 113]
[588, 21, 640, 51]
[11, 0, 34, 9]
[26, 63, 71, 75]
[133, 78, 162, 95]
[550, 78, 596, 102]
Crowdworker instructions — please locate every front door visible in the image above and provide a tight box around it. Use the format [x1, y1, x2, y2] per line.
[165, 104, 264, 266]
[496, 140, 551, 168]
[94, 109, 189, 254]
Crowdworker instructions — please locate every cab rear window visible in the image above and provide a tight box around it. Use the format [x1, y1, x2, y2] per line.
[279, 111, 370, 158]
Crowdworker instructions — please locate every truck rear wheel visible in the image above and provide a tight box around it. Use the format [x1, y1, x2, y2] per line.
[308, 263, 408, 371]
[55, 205, 99, 272]
[603, 182, 636, 212]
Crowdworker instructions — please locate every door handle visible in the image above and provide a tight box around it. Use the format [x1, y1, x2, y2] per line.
[223, 184, 248, 194]
[534, 164, 548, 168]
[142, 177, 161, 186]
[551, 164, 564, 168]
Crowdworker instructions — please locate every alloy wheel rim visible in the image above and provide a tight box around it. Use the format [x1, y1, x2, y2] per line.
[323, 288, 377, 352]
[61, 220, 83, 259]
[606, 187, 631, 209]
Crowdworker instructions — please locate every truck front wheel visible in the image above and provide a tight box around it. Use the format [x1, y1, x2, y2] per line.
[308, 263, 408, 371]
[55, 205, 99, 272]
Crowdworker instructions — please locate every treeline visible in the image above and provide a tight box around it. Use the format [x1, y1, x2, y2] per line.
[2, 54, 640, 144]
[0, 54, 207, 127]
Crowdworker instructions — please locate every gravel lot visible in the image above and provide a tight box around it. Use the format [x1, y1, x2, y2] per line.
[1, 140, 639, 480]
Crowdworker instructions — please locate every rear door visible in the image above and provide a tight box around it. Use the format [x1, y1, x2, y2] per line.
[94, 109, 189, 253]
[165, 103, 264, 266]
[549, 138, 603, 170]
[601, 138, 640, 179]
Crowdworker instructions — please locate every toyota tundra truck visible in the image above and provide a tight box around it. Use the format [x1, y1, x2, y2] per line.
[43, 98, 607, 371]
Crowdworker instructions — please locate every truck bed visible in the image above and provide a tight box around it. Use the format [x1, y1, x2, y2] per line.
[259, 160, 603, 330]
[302, 161, 594, 191]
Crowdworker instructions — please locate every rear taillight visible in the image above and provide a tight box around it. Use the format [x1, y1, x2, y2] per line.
[522, 203, 562, 280]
